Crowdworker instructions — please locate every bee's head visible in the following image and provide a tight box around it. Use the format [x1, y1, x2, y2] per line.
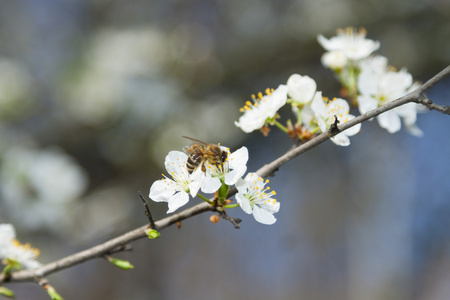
[221, 151, 228, 164]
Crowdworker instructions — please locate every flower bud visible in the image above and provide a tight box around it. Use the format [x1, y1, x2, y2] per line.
[46, 285, 64, 300]
[210, 214, 221, 224]
[107, 256, 134, 270]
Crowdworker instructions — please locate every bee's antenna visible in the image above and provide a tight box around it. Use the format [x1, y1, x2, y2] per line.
[182, 136, 208, 145]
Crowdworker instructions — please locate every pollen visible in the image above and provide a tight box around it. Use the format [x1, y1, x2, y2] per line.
[12, 240, 40, 258]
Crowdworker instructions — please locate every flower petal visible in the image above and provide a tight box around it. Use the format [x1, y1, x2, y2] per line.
[377, 110, 401, 133]
[331, 133, 350, 146]
[149, 179, 176, 202]
[201, 175, 222, 193]
[165, 151, 188, 175]
[287, 74, 317, 104]
[224, 147, 248, 185]
[167, 191, 189, 213]
[311, 91, 325, 116]
[341, 115, 361, 136]
[235, 193, 252, 214]
[357, 94, 378, 115]
[253, 205, 277, 225]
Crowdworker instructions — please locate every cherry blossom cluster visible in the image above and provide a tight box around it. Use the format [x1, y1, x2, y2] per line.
[149, 147, 279, 225]
[235, 27, 423, 144]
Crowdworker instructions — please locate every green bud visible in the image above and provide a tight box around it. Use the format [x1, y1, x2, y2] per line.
[107, 257, 134, 270]
[46, 285, 64, 300]
[0, 286, 15, 298]
[146, 229, 160, 239]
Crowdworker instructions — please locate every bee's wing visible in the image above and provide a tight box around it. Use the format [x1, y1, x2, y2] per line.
[182, 145, 192, 154]
[182, 136, 208, 145]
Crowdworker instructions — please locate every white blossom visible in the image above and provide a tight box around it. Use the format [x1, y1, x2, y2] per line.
[235, 173, 280, 225]
[201, 146, 249, 193]
[235, 85, 288, 133]
[287, 74, 317, 104]
[318, 27, 380, 62]
[149, 151, 203, 213]
[311, 92, 361, 146]
[0, 146, 88, 231]
[320, 51, 348, 70]
[357, 56, 422, 135]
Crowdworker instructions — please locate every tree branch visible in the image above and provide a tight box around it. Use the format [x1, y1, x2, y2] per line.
[2, 64, 449, 284]
[3, 202, 213, 282]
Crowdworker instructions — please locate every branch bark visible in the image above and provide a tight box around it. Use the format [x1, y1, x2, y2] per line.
[2, 64, 449, 283]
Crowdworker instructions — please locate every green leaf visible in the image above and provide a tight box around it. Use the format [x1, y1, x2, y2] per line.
[0, 286, 15, 298]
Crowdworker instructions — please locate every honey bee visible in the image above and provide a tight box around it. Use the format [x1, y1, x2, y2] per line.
[182, 136, 228, 174]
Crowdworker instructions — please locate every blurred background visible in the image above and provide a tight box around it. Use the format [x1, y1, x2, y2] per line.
[0, 0, 449, 299]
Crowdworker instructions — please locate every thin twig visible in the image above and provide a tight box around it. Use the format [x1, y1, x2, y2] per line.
[3, 64, 449, 284]
[414, 94, 450, 115]
[218, 209, 241, 229]
[138, 192, 156, 229]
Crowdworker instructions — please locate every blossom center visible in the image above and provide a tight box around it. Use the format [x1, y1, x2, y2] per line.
[12, 239, 40, 258]
[246, 177, 277, 207]
[324, 97, 349, 123]
[239, 88, 274, 112]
